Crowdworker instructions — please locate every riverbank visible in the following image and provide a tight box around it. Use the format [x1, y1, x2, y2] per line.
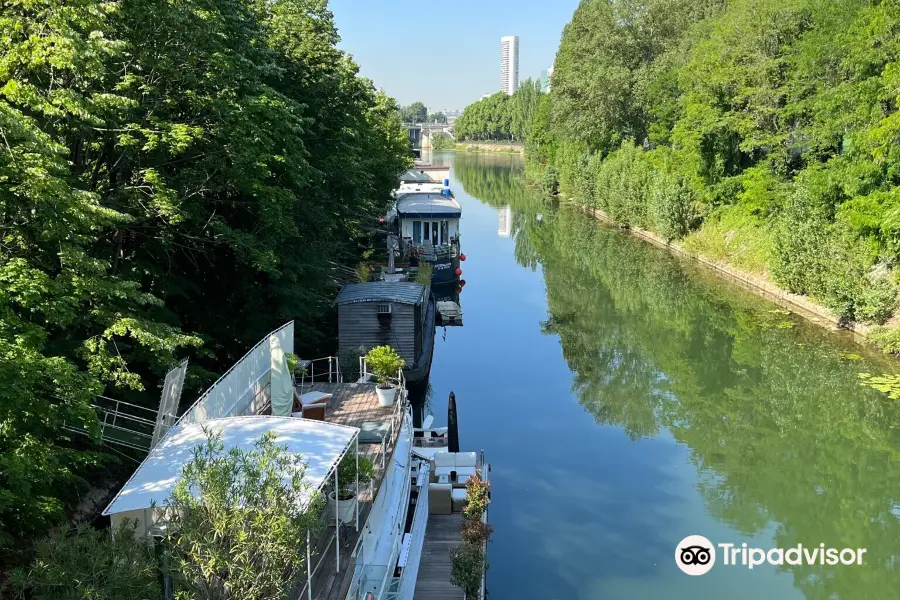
[452, 142, 524, 154]
[572, 200, 896, 349]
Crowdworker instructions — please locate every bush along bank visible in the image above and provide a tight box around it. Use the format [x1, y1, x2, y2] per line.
[527, 0, 900, 354]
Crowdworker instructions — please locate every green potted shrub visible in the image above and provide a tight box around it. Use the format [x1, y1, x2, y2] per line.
[327, 453, 375, 523]
[365, 346, 405, 407]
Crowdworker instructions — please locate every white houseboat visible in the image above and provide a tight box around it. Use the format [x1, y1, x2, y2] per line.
[101, 321, 488, 600]
[389, 169, 462, 286]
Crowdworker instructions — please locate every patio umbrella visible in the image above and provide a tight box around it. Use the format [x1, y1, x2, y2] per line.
[448, 392, 459, 453]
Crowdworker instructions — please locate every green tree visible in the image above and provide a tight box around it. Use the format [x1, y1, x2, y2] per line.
[528, 0, 900, 329]
[400, 101, 428, 123]
[8, 521, 162, 600]
[163, 430, 325, 600]
[0, 0, 410, 569]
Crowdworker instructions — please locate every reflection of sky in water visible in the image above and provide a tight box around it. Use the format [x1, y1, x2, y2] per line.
[420, 153, 894, 600]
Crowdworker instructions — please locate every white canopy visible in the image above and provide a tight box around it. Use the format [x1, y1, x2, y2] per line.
[103, 416, 359, 515]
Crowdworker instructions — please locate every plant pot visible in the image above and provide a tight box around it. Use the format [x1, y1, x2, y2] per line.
[327, 491, 358, 523]
[375, 384, 397, 407]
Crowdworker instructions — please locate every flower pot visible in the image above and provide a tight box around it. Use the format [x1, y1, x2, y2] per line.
[375, 384, 397, 407]
[327, 491, 358, 523]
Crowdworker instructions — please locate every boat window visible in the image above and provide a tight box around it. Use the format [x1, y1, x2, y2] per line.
[423, 221, 430, 243]
[413, 221, 421, 243]
[441, 220, 449, 244]
[432, 221, 439, 245]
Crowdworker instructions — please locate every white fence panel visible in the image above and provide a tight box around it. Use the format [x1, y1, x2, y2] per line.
[178, 322, 294, 426]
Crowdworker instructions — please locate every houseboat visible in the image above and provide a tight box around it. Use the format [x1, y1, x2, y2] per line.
[387, 179, 462, 286]
[335, 282, 435, 386]
[100, 321, 489, 600]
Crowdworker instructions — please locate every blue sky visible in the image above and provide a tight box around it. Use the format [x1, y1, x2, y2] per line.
[329, 0, 580, 111]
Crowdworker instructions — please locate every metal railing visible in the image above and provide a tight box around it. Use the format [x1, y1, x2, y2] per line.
[345, 415, 415, 600]
[295, 356, 342, 389]
[63, 395, 158, 452]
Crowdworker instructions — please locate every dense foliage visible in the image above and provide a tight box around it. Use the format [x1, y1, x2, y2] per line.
[399, 101, 428, 123]
[528, 0, 900, 330]
[0, 0, 410, 570]
[163, 431, 324, 600]
[454, 79, 543, 142]
[9, 521, 161, 600]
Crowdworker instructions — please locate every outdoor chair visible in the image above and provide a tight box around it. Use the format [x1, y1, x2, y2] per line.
[429, 483, 452, 515]
[291, 390, 331, 421]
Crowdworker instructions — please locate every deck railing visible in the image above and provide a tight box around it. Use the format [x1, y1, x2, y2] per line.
[295, 355, 342, 389]
[345, 412, 415, 600]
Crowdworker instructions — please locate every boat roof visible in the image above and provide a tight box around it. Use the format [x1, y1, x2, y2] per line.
[335, 281, 426, 306]
[399, 169, 437, 183]
[102, 416, 358, 515]
[396, 193, 461, 218]
[396, 182, 446, 195]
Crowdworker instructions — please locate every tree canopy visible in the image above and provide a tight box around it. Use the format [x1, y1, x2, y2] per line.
[0, 0, 410, 570]
[455, 79, 543, 142]
[400, 101, 428, 123]
[528, 0, 900, 337]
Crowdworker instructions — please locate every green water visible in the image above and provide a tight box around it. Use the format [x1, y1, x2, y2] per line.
[422, 152, 900, 599]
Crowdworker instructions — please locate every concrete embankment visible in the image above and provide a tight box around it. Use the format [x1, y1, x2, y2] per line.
[577, 202, 878, 343]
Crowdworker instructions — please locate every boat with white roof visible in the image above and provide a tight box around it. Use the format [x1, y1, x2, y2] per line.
[101, 321, 489, 600]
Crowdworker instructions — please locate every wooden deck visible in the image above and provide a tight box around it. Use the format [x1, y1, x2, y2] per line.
[289, 382, 401, 600]
[413, 513, 464, 600]
[307, 381, 395, 430]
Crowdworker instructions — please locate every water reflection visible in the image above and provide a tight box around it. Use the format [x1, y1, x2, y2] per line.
[451, 152, 900, 598]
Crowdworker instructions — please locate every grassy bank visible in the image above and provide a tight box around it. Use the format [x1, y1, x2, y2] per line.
[453, 142, 524, 154]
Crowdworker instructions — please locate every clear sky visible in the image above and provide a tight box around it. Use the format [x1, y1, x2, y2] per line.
[329, 0, 580, 111]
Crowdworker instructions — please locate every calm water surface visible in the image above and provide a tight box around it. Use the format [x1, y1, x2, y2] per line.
[418, 152, 900, 600]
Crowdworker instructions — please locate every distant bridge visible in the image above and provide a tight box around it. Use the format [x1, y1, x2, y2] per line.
[404, 123, 455, 149]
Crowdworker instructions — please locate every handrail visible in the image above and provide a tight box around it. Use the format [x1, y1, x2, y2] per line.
[296, 356, 342, 385]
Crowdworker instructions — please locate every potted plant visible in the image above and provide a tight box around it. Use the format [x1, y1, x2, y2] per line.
[285, 352, 308, 388]
[365, 346, 405, 407]
[326, 453, 375, 522]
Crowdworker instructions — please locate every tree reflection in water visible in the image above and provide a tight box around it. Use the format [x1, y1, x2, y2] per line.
[453, 151, 900, 599]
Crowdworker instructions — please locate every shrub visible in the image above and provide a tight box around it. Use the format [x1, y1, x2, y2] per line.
[461, 474, 491, 522]
[855, 274, 898, 324]
[449, 542, 487, 599]
[335, 453, 375, 500]
[650, 169, 696, 241]
[8, 521, 161, 600]
[364, 345, 405, 386]
[868, 326, 900, 355]
[461, 519, 495, 545]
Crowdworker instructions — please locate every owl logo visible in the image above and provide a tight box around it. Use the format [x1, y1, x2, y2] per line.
[675, 535, 716, 575]
[680, 545, 712, 565]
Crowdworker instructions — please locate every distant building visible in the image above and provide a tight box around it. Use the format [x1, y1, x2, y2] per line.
[501, 36, 520, 95]
[498, 205, 512, 238]
[480, 93, 492, 101]
[547, 65, 554, 92]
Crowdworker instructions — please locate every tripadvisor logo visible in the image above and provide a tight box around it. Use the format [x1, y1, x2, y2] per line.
[675, 536, 867, 575]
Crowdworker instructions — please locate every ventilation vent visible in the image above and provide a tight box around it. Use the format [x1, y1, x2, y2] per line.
[377, 303, 392, 315]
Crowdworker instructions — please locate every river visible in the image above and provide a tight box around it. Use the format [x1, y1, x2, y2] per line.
[418, 152, 900, 599]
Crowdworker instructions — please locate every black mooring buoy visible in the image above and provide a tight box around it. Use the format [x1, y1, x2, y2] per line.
[448, 392, 460, 453]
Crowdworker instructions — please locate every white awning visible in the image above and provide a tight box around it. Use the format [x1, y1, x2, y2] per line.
[103, 416, 359, 515]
